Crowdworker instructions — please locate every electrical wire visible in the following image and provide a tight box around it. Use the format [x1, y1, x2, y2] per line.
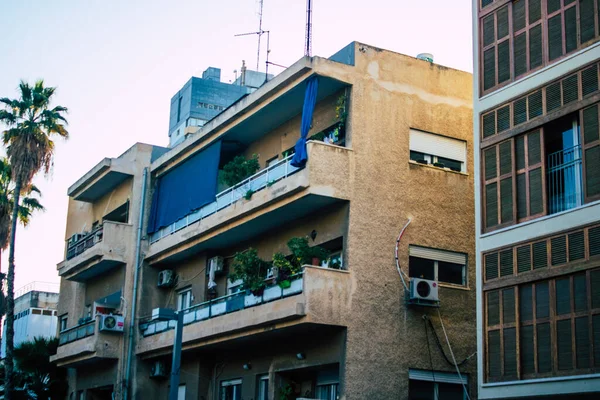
[394, 219, 412, 291]
[437, 308, 471, 400]
[424, 316, 476, 367]
[423, 316, 438, 400]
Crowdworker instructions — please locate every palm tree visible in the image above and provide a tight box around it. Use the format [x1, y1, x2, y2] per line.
[0, 80, 68, 398]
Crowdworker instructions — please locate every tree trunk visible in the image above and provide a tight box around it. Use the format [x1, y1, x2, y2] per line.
[5, 177, 21, 400]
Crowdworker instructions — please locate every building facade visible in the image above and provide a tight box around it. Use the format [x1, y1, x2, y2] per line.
[1, 282, 59, 358]
[54, 42, 476, 399]
[472, 0, 600, 397]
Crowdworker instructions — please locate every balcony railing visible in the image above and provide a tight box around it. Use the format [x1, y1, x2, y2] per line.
[58, 319, 95, 346]
[150, 154, 302, 243]
[66, 225, 104, 260]
[547, 145, 583, 214]
[140, 273, 304, 337]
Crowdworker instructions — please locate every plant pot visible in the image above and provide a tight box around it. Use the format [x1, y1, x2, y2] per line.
[278, 280, 291, 289]
[312, 257, 321, 266]
[251, 287, 265, 296]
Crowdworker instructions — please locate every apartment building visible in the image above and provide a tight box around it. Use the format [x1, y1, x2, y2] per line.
[53, 42, 476, 399]
[473, 0, 600, 398]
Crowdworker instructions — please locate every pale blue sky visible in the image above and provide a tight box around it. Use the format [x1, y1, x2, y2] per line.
[0, 0, 472, 288]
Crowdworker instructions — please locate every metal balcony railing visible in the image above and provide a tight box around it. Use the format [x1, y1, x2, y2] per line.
[66, 225, 104, 260]
[150, 154, 301, 243]
[547, 145, 583, 215]
[58, 319, 95, 346]
[139, 273, 304, 337]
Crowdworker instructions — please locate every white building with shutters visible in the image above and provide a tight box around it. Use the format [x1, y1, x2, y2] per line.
[473, 0, 600, 398]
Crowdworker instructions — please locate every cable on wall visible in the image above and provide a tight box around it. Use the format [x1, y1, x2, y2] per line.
[436, 308, 472, 400]
[394, 219, 412, 291]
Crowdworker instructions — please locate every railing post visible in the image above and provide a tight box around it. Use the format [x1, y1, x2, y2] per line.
[285, 158, 289, 177]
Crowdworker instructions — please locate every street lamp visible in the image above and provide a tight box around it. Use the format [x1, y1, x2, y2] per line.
[152, 308, 184, 400]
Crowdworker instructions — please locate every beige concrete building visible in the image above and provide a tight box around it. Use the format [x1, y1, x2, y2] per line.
[53, 42, 477, 399]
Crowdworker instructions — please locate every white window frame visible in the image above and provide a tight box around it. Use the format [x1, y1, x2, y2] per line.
[409, 246, 468, 287]
[220, 379, 242, 400]
[257, 375, 268, 400]
[409, 128, 467, 172]
[409, 368, 468, 400]
[315, 383, 339, 400]
[59, 315, 68, 332]
[177, 288, 192, 311]
[227, 278, 243, 294]
[177, 384, 186, 400]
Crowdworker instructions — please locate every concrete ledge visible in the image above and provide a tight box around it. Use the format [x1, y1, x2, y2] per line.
[51, 331, 121, 368]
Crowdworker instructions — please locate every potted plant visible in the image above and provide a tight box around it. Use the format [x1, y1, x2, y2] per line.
[272, 252, 297, 288]
[220, 154, 260, 187]
[228, 248, 268, 296]
[287, 237, 330, 267]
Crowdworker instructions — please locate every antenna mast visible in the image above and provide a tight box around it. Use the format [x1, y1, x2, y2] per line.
[256, 0, 264, 71]
[305, 0, 312, 57]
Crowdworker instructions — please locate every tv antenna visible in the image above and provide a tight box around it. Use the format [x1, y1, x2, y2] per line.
[234, 0, 265, 72]
[305, 0, 313, 57]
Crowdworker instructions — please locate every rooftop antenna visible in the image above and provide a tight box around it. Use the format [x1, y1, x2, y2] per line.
[305, 0, 313, 57]
[234, 0, 265, 72]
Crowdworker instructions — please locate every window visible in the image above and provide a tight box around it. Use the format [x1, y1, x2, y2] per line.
[178, 385, 186, 400]
[227, 278, 243, 295]
[267, 156, 279, 167]
[59, 315, 68, 332]
[177, 97, 182, 122]
[409, 246, 467, 286]
[485, 268, 600, 382]
[177, 288, 192, 311]
[408, 369, 468, 400]
[103, 201, 129, 224]
[257, 375, 268, 400]
[409, 129, 466, 172]
[220, 379, 242, 400]
[315, 383, 339, 400]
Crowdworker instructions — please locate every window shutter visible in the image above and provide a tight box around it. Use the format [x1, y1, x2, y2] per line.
[557, 319, 573, 370]
[551, 235, 568, 265]
[513, 32, 527, 77]
[529, 0, 541, 23]
[497, 105, 511, 133]
[582, 105, 599, 145]
[546, 82, 562, 112]
[513, 0, 526, 32]
[547, 0, 561, 14]
[409, 129, 466, 162]
[568, 231, 585, 261]
[589, 226, 600, 257]
[503, 287, 516, 323]
[486, 252, 499, 280]
[482, 0, 494, 7]
[497, 6, 509, 39]
[521, 325, 535, 374]
[593, 315, 600, 367]
[517, 245, 531, 273]
[483, 14, 496, 47]
[584, 146, 600, 199]
[486, 183, 499, 228]
[591, 270, 600, 309]
[529, 24, 543, 69]
[488, 290, 500, 325]
[555, 277, 571, 315]
[408, 246, 466, 264]
[516, 136, 526, 170]
[528, 90, 543, 118]
[504, 328, 517, 377]
[500, 249, 514, 277]
[488, 330, 502, 377]
[532, 241, 548, 269]
[537, 323, 552, 372]
[562, 74, 579, 105]
[574, 273, 587, 312]
[517, 173, 527, 218]
[520, 284, 533, 321]
[582, 104, 600, 201]
[484, 48, 496, 91]
[581, 64, 599, 97]
[514, 97, 527, 125]
[483, 112, 496, 138]
[529, 168, 543, 215]
[536, 281, 550, 318]
[498, 40, 511, 84]
[499, 141, 512, 175]
[485, 147, 497, 180]
[527, 130, 541, 165]
[564, 6, 577, 54]
[580, 0, 596, 44]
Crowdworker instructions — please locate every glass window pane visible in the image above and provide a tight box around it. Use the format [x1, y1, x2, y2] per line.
[409, 257, 435, 281]
[438, 261, 465, 285]
[437, 382, 465, 400]
[436, 157, 462, 172]
[408, 379, 434, 400]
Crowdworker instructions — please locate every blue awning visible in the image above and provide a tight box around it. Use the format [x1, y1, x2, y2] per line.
[148, 141, 222, 234]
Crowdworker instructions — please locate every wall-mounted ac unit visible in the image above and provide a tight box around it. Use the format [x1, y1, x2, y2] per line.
[158, 270, 176, 288]
[150, 360, 167, 379]
[208, 256, 224, 274]
[409, 278, 439, 302]
[99, 314, 125, 333]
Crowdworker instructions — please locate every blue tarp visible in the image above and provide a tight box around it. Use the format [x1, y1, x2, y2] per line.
[291, 76, 319, 168]
[147, 140, 222, 234]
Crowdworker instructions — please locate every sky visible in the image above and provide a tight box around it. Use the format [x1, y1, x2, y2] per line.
[0, 0, 473, 289]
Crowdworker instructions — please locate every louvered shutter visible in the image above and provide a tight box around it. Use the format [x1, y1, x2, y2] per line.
[529, 24, 543, 69]
[486, 252, 499, 280]
[532, 241, 548, 269]
[498, 40, 511, 84]
[591, 269, 600, 309]
[488, 330, 502, 377]
[547, 0, 561, 14]
[488, 290, 500, 325]
[497, 6, 509, 38]
[514, 97, 527, 125]
[557, 319, 573, 370]
[503, 288, 516, 323]
[546, 82, 562, 112]
[482, 0, 494, 7]
[529, 168, 543, 215]
[501, 177, 513, 224]
[528, 130, 541, 164]
[582, 104, 600, 201]
[537, 323, 552, 372]
[555, 277, 571, 315]
[529, 0, 541, 23]
[580, 0, 597, 44]
[500, 249, 514, 277]
[497, 105, 510, 132]
[589, 226, 600, 257]
[576, 316, 591, 368]
[516, 136, 526, 169]
[528, 90, 543, 118]
[513, 0, 526, 32]
[548, 14, 564, 61]
[520, 284, 533, 320]
[504, 328, 517, 377]
[582, 105, 599, 145]
[486, 183, 499, 228]
[574, 273, 587, 312]
[593, 315, 600, 367]
[485, 147, 497, 180]
[484, 48, 496, 91]
[584, 146, 600, 199]
[551, 235, 568, 265]
[483, 112, 496, 138]
[568, 231, 585, 261]
[564, 6, 577, 54]
[483, 14, 495, 47]
[517, 245, 531, 273]
[517, 173, 527, 219]
[581, 64, 599, 97]
[562, 74, 579, 105]
[521, 325, 535, 374]
[536, 281, 550, 318]
[514, 33, 527, 78]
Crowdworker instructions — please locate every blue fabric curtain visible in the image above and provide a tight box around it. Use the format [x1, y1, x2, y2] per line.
[147, 140, 222, 234]
[291, 76, 319, 167]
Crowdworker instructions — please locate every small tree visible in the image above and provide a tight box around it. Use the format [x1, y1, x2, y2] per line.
[228, 248, 268, 295]
[220, 154, 260, 187]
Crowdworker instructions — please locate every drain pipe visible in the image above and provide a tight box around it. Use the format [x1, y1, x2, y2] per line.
[124, 167, 148, 400]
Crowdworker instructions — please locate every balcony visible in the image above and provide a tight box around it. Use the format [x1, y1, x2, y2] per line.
[67, 157, 134, 203]
[51, 319, 121, 367]
[146, 141, 352, 264]
[547, 145, 583, 215]
[58, 222, 133, 282]
[136, 266, 351, 357]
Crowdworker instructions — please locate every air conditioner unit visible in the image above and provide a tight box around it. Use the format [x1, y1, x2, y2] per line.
[150, 360, 167, 379]
[99, 314, 125, 333]
[157, 270, 176, 288]
[266, 266, 279, 279]
[409, 278, 439, 302]
[208, 256, 224, 274]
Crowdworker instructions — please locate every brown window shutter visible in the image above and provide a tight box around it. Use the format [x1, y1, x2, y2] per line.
[503, 287, 516, 322]
[513, 0, 526, 32]
[482, 0, 494, 7]
[499, 141, 512, 175]
[504, 327, 518, 377]
[516, 136, 526, 170]
[514, 97, 527, 125]
[500, 249, 514, 277]
[486, 183, 499, 228]
[485, 147, 498, 180]
[529, 168, 543, 214]
[548, 14, 564, 61]
[582, 105, 599, 145]
[498, 40, 511, 84]
[497, 105, 511, 132]
[555, 277, 571, 315]
[517, 173, 527, 218]
[536, 281, 550, 318]
[591, 269, 600, 309]
[551, 235, 567, 265]
[573, 273, 587, 312]
[581, 64, 599, 97]
[521, 325, 535, 374]
[584, 145, 600, 198]
[488, 290, 500, 325]
[517, 244, 531, 273]
[520, 284, 533, 321]
[527, 130, 541, 165]
[483, 14, 496, 47]
[529, 24, 543, 69]
[514, 33, 528, 78]
[589, 226, 600, 257]
[529, 0, 541, 23]
[483, 111, 497, 138]
[547, 0, 561, 14]
[497, 6, 509, 39]
[557, 319, 573, 370]
[533, 241, 548, 270]
[501, 178, 514, 224]
[564, 6, 578, 54]
[580, 0, 597, 44]
[486, 252, 499, 281]
[593, 315, 600, 367]
[537, 323, 552, 372]
[528, 90, 543, 118]
[562, 74, 579, 105]
[576, 316, 591, 368]
[546, 81, 562, 112]
[484, 48, 496, 90]
[488, 330, 502, 377]
[568, 231, 585, 261]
